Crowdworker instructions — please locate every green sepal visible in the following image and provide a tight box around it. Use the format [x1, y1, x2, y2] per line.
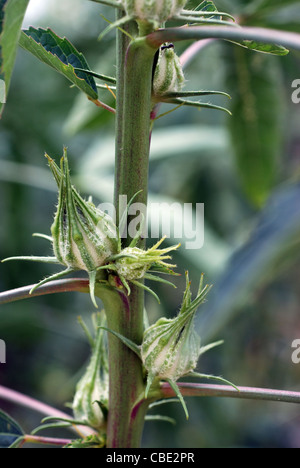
[188, 371, 239, 392]
[198, 339, 224, 357]
[29, 267, 74, 294]
[166, 379, 189, 420]
[163, 90, 231, 99]
[174, 15, 237, 27]
[32, 233, 53, 242]
[72, 313, 109, 430]
[31, 416, 91, 436]
[145, 415, 176, 425]
[98, 326, 142, 359]
[180, 8, 235, 22]
[2, 256, 60, 264]
[88, 270, 98, 309]
[143, 273, 177, 289]
[131, 279, 161, 304]
[73, 68, 116, 85]
[162, 97, 232, 115]
[98, 14, 132, 41]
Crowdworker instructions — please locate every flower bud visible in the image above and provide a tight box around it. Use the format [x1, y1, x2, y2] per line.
[141, 272, 212, 395]
[72, 313, 109, 431]
[114, 237, 179, 281]
[152, 44, 185, 96]
[121, 0, 187, 27]
[47, 149, 119, 307]
[48, 150, 118, 273]
[2, 149, 120, 308]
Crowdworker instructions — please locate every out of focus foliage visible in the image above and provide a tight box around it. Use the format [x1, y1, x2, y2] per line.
[1, 0, 300, 448]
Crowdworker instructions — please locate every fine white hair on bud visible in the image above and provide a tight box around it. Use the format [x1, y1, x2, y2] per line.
[139, 272, 238, 418]
[121, 0, 187, 26]
[100, 236, 180, 301]
[141, 273, 210, 388]
[2, 148, 120, 308]
[72, 312, 109, 431]
[152, 43, 185, 96]
[2, 149, 180, 306]
[48, 150, 119, 273]
[46, 149, 119, 307]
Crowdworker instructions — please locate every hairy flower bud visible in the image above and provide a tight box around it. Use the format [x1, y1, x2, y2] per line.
[142, 315, 201, 385]
[44, 149, 119, 307]
[121, 0, 187, 27]
[102, 236, 180, 300]
[114, 237, 179, 280]
[139, 273, 237, 418]
[48, 150, 118, 273]
[72, 313, 109, 431]
[2, 148, 120, 308]
[153, 44, 185, 96]
[141, 273, 215, 396]
[2, 148, 180, 305]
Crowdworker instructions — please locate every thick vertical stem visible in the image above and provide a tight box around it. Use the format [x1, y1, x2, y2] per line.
[114, 37, 156, 234]
[106, 19, 157, 448]
[114, 14, 134, 224]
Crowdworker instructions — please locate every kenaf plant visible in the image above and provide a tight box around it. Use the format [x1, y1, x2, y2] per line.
[1, 0, 300, 449]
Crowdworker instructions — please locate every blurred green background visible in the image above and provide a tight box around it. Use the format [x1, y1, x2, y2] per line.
[1, 0, 300, 448]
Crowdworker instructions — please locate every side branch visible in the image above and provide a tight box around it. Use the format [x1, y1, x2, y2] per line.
[147, 26, 300, 51]
[0, 278, 90, 304]
[161, 382, 300, 405]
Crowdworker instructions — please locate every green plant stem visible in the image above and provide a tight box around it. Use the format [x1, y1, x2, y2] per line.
[0, 278, 90, 304]
[146, 25, 300, 51]
[114, 14, 136, 226]
[114, 36, 156, 225]
[106, 24, 157, 448]
[14, 434, 72, 448]
[161, 382, 300, 404]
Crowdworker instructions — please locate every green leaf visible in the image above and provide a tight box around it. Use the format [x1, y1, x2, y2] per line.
[98, 326, 142, 358]
[197, 181, 300, 341]
[227, 48, 284, 207]
[196, 1, 218, 14]
[228, 39, 289, 56]
[19, 27, 98, 101]
[0, 409, 24, 448]
[0, 0, 30, 117]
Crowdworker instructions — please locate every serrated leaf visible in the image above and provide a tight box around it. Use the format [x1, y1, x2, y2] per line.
[0, 409, 24, 448]
[0, 0, 30, 117]
[19, 27, 98, 100]
[227, 48, 284, 207]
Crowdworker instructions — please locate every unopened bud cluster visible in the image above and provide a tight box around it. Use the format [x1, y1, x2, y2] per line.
[141, 273, 212, 395]
[72, 313, 109, 430]
[153, 44, 185, 96]
[121, 0, 187, 27]
[48, 151, 118, 273]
